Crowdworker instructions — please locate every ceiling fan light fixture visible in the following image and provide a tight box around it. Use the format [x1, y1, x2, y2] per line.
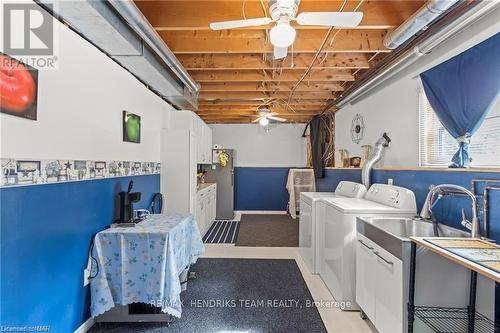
[259, 117, 270, 126]
[270, 22, 296, 48]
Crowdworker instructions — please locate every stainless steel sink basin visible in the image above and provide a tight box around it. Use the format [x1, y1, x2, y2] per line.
[369, 218, 468, 240]
[357, 217, 468, 260]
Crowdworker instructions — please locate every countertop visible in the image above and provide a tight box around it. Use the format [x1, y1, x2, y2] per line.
[197, 183, 216, 192]
[411, 237, 500, 282]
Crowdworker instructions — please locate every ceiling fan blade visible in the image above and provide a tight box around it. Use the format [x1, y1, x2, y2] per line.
[296, 12, 363, 27]
[209, 17, 273, 30]
[268, 116, 287, 122]
[273, 46, 288, 60]
[252, 116, 264, 123]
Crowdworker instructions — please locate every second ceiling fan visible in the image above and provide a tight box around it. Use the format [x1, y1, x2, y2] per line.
[209, 0, 363, 59]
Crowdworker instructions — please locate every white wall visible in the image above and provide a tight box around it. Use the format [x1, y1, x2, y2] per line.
[210, 124, 307, 167]
[335, 7, 500, 167]
[0, 6, 173, 162]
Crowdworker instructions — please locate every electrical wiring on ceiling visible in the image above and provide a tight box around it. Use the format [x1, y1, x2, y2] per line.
[285, 0, 349, 109]
[286, 0, 366, 111]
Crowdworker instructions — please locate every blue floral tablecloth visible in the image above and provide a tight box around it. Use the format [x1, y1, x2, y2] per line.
[90, 214, 205, 318]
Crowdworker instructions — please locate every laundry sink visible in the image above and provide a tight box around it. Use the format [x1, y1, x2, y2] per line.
[370, 217, 467, 239]
[357, 217, 468, 260]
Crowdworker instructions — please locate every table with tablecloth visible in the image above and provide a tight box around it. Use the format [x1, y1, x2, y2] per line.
[89, 214, 205, 318]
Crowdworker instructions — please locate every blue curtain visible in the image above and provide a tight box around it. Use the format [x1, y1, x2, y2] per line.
[420, 33, 500, 168]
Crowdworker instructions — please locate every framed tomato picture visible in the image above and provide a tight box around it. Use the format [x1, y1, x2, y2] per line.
[123, 111, 141, 143]
[0, 53, 38, 120]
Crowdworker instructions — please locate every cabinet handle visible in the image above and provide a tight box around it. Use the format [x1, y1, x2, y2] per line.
[374, 251, 393, 266]
[358, 239, 374, 251]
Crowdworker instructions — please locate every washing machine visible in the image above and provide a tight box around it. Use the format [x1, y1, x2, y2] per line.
[299, 181, 367, 274]
[318, 183, 417, 311]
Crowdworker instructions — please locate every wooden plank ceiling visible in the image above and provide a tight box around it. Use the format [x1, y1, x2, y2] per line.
[136, 0, 424, 123]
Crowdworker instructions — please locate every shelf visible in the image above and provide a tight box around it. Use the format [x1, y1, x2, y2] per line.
[414, 306, 496, 333]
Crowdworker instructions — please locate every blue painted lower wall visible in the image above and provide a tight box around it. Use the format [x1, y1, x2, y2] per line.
[235, 167, 500, 241]
[234, 167, 290, 211]
[0, 174, 160, 332]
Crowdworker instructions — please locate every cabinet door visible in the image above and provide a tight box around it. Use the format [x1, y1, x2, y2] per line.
[206, 126, 212, 163]
[196, 118, 203, 163]
[356, 234, 376, 322]
[374, 246, 403, 333]
[195, 199, 204, 234]
[202, 125, 208, 163]
[205, 195, 212, 230]
[212, 192, 217, 221]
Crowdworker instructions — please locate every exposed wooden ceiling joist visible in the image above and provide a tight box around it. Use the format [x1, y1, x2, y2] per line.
[191, 69, 355, 82]
[135, 0, 424, 31]
[135, 0, 426, 123]
[199, 91, 336, 101]
[198, 104, 323, 111]
[160, 30, 389, 54]
[200, 82, 344, 92]
[177, 53, 371, 70]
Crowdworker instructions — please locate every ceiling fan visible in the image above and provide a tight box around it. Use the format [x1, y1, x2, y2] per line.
[252, 108, 287, 126]
[209, 0, 363, 59]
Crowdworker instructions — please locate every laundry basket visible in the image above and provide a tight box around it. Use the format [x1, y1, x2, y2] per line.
[286, 169, 316, 219]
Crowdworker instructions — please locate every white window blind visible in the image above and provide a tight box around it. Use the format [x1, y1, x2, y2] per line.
[419, 90, 500, 167]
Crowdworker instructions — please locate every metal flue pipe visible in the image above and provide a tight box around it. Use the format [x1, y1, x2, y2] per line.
[361, 133, 391, 188]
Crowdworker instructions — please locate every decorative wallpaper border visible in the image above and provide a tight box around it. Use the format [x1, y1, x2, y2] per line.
[1, 158, 160, 187]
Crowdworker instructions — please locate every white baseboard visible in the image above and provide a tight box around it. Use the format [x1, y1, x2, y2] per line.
[74, 317, 95, 333]
[236, 210, 287, 215]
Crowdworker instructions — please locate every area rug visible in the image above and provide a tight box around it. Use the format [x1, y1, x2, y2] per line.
[89, 258, 326, 333]
[235, 214, 299, 247]
[202, 220, 240, 244]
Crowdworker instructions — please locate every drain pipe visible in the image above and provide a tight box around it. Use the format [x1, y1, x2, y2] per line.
[384, 0, 460, 49]
[108, 0, 200, 95]
[362, 133, 391, 188]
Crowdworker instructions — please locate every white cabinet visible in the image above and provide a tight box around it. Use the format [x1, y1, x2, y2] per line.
[195, 198, 205, 234]
[356, 236, 376, 321]
[193, 114, 212, 164]
[203, 126, 213, 164]
[161, 111, 212, 216]
[195, 184, 217, 235]
[374, 246, 402, 333]
[356, 233, 403, 333]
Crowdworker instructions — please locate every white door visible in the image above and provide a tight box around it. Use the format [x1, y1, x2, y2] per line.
[299, 200, 313, 273]
[374, 247, 403, 333]
[356, 234, 376, 321]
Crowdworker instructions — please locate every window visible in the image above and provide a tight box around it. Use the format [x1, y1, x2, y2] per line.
[419, 90, 500, 167]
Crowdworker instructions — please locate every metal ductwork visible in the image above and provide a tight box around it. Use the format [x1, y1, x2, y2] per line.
[361, 133, 391, 188]
[37, 0, 199, 110]
[335, 0, 498, 108]
[384, 0, 460, 49]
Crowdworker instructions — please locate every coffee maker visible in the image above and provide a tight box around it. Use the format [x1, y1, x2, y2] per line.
[118, 180, 141, 225]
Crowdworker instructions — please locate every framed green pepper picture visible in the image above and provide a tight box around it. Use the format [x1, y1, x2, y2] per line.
[122, 111, 141, 143]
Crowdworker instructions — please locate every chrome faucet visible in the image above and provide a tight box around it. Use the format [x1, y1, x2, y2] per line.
[420, 184, 480, 238]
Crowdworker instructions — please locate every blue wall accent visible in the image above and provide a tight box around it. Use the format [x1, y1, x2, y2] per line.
[234, 167, 290, 211]
[0, 175, 160, 332]
[316, 169, 362, 192]
[322, 168, 500, 241]
[234, 167, 500, 241]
